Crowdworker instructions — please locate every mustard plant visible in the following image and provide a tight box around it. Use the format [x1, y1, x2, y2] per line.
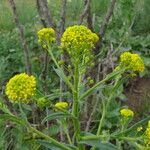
[0, 25, 150, 150]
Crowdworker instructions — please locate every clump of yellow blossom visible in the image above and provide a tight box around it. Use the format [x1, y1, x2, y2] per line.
[120, 52, 144, 73]
[37, 98, 48, 109]
[61, 25, 99, 64]
[54, 102, 68, 109]
[37, 28, 56, 48]
[5, 73, 36, 103]
[137, 126, 143, 132]
[144, 120, 150, 145]
[120, 108, 134, 117]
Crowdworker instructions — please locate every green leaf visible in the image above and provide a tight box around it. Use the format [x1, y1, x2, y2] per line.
[79, 68, 125, 101]
[42, 112, 72, 124]
[116, 115, 150, 136]
[38, 140, 62, 150]
[0, 114, 25, 125]
[38, 140, 77, 150]
[0, 100, 13, 115]
[143, 56, 150, 67]
[43, 124, 59, 136]
[80, 139, 119, 150]
[53, 67, 73, 90]
[46, 91, 71, 101]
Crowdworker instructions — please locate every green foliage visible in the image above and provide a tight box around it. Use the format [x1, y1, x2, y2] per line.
[0, 30, 24, 84]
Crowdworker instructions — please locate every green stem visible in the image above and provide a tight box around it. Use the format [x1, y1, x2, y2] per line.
[6, 112, 71, 150]
[18, 104, 68, 149]
[96, 98, 106, 135]
[27, 124, 71, 150]
[97, 95, 113, 136]
[47, 47, 73, 91]
[91, 97, 113, 150]
[72, 63, 84, 150]
[92, 74, 123, 150]
[81, 135, 142, 142]
[79, 69, 125, 101]
[61, 119, 72, 145]
[96, 72, 124, 136]
[116, 139, 122, 150]
[19, 103, 27, 121]
[66, 131, 72, 145]
[72, 63, 79, 117]
[81, 135, 111, 140]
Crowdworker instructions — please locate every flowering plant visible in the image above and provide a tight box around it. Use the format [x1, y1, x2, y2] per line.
[0, 25, 149, 150]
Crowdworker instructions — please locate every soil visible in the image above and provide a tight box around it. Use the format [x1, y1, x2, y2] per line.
[124, 77, 150, 119]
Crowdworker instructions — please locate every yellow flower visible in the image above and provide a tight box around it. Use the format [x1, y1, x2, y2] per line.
[54, 102, 68, 109]
[61, 25, 99, 64]
[120, 52, 145, 73]
[61, 25, 99, 51]
[137, 126, 143, 132]
[37, 28, 56, 48]
[120, 108, 134, 117]
[5, 73, 36, 103]
[145, 120, 150, 145]
[37, 98, 47, 109]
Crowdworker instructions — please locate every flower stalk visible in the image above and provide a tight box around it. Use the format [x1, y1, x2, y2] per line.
[27, 124, 72, 150]
[72, 63, 84, 149]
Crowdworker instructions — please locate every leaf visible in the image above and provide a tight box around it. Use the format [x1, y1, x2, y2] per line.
[79, 68, 125, 100]
[38, 140, 77, 150]
[79, 139, 119, 150]
[53, 67, 73, 90]
[116, 115, 150, 136]
[42, 112, 72, 124]
[43, 124, 59, 136]
[143, 56, 150, 67]
[38, 140, 62, 150]
[0, 114, 25, 125]
[46, 91, 71, 101]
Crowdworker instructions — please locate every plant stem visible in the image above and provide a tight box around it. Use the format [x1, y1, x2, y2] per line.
[116, 139, 122, 150]
[7, 113, 71, 150]
[92, 73, 122, 150]
[47, 47, 73, 90]
[18, 102, 27, 121]
[96, 72, 123, 136]
[81, 135, 142, 142]
[47, 47, 83, 148]
[27, 124, 72, 150]
[66, 132, 72, 145]
[79, 69, 124, 101]
[96, 97, 106, 135]
[91, 97, 112, 150]
[72, 63, 84, 150]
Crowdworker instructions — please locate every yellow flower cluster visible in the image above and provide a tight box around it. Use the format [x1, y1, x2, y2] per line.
[37, 98, 47, 109]
[61, 25, 99, 51]
[61, 25, 99, 64]
[137, 126, 143, 132]
[145, 121, 150, 145]
[120, 52, 144, 73]
[5, 73, 36, 103]
[37, 28, 56, 48]
[120, 108, 134, 117]
[54, 102, 68, 109]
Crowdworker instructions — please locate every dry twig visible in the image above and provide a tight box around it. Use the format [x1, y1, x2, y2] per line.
[8, 0, 32, 75]
[78, 0, 91, 25]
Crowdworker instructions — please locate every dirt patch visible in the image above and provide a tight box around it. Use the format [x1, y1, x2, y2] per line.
[124, 77, 150, 119]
